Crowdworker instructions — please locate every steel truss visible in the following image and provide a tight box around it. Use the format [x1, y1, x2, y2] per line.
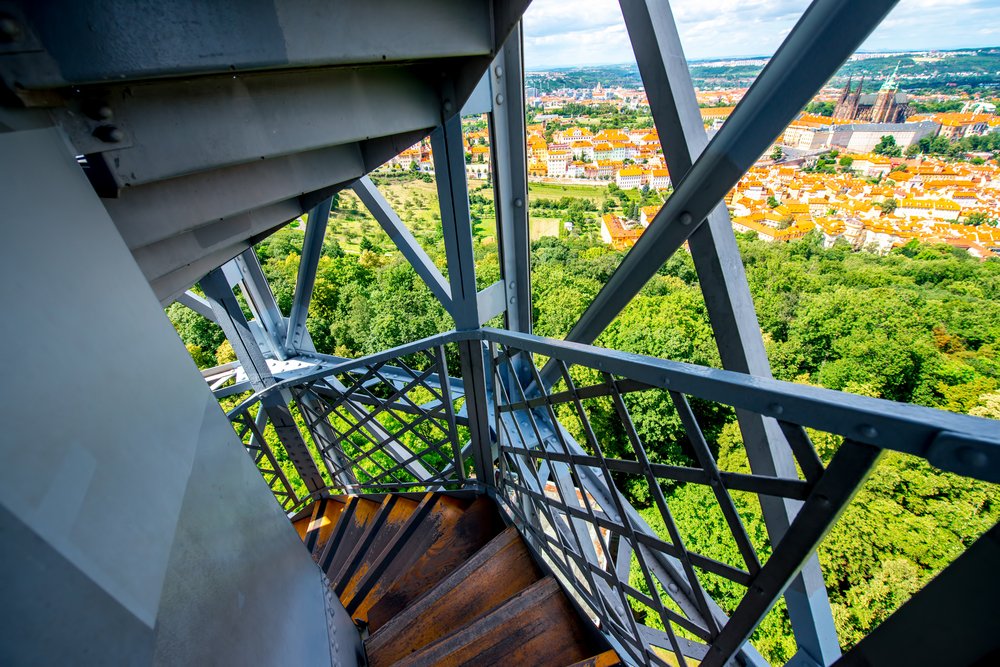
[149, 0, 1000, 664]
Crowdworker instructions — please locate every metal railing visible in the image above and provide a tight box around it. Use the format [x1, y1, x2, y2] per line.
[226, 328, 999, 666]
[227, 333, 473, 503]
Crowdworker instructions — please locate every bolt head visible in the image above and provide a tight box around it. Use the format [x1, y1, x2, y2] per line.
[513, 197, 523, 207]
[93, 125, 125, 143]
[957, 446, 989, 469]
[494, 65, 503, 77]
[679, 211, 693, 225]
[858, 424, 878, 439]
[495, 93, 504, 105]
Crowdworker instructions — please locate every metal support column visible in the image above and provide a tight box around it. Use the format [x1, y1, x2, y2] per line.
[200, 268, 326, 494]
[431, 115, 494, 487]
[285, 196, 333, 353]
[490, 22, 532, 337]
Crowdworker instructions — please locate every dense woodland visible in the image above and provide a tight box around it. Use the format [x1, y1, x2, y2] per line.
[169, 177, 999, 661]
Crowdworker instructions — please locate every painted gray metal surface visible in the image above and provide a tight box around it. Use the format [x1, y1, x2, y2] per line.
[354, 176, 456, 316]
[0, 125, 347, 665]
[286, 197, 334, 352]
[2, 0, 494, 88]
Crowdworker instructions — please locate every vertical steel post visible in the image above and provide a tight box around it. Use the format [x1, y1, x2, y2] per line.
[490, 22, 532, 337]
[431, 115, 494, 488]
[285, 196, 333, 352]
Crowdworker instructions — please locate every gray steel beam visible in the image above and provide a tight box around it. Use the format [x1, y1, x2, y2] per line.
[285, 197, 333, 353]
[540, 0, 899, 389]
[2, 0, 494, 89]
[104, 144, 365, 252]
[152, 242, 254, 306]
[702, 442, 882, 667]
[832, 522, 1000, 667]
[235, 249, 289, 361]
[431, 114, 493, 485]
[200, 267, 325, 493]
[175, 290, 217, 324]
[137, 200, 301, 292]
[489, 23, 533, 337]
[477, 281, 507, 324]
[431, 116, 481, 330]
[138, 129, 424, 303]
[352, 176, 455, 317]
[619, 1, 841, 661]
[79, 65, 440, 187]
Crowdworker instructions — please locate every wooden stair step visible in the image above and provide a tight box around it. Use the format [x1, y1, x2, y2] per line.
[341, 491, 450, 620]
[335, 494, 421, 603]
[294, 497, 348, 561]
[365, 495, 505, 632]
[389, 577, 599, 667]
[566, 649, 624, 666]
[318, 496, 381, 577]
[365, 526, 544, 667]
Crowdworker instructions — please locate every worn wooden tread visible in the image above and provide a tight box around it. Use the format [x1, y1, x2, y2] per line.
[391, 576, 596, 667]
[364, 495, 505, 632]
[365, 525, 543, 666]
[292, 493, 612, 667]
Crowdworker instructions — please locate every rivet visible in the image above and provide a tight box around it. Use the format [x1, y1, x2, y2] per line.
[815, 494, 831, 508]
[957, 446, 989, 469]
[494, 65, 504, 77]
[514, 198, 523, 207]
[509, 296, 516, 304]
[0, 16, 21, 43]
[93, 125, 125, 143]
[667, 582, 678, 593]
[679, 211, 693, 225]
[443, 100, 454, 113]
[769, 403, 784, 416]
[495, 93, 504, 105]
[858, 424, 878, 439]
[83, 101, 114, 121]
[662, 376, 670, 386]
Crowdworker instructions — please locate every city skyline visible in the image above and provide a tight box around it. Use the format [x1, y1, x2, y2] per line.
[523, 0, 1000, 69]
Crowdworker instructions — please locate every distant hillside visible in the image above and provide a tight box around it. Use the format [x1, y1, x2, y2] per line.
[526, 47, 1000, 93]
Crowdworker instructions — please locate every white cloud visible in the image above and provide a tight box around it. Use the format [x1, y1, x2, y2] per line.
[523, 0, 1000, 69]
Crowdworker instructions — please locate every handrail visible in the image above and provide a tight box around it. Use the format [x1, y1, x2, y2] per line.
[479, 328, 999, 483]
[227, 327, 999, 484]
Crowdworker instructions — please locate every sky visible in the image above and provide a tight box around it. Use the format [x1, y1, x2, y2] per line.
[523, 0, 1000, 69]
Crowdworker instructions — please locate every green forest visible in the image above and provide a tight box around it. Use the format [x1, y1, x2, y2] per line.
[168, 176, 999, 661]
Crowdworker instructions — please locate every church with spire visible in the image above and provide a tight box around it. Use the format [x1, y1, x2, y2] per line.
[832, 63, 910, 123]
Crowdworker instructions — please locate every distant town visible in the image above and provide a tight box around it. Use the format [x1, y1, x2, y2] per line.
[379, 48, 1000, 259]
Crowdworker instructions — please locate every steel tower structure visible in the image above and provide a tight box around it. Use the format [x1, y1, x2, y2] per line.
[1, 1, 997, 665]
